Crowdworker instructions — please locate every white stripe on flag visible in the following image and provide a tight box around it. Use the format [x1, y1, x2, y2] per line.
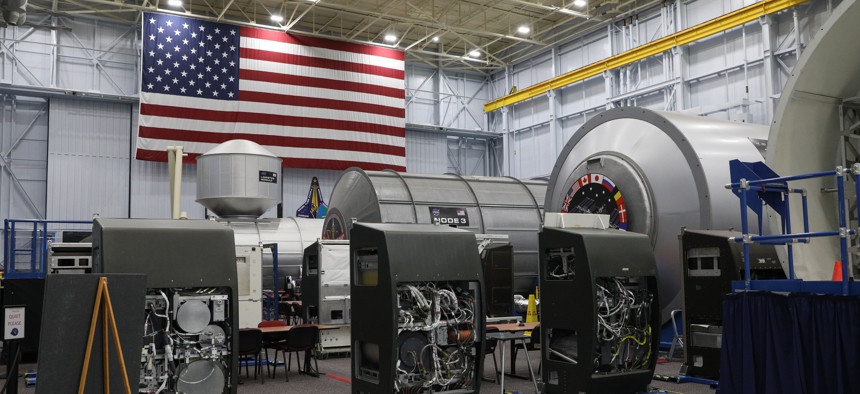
[137, 137, 407, 167]
[139, 114, 405, 147]
[239, 80, 405, 113]
[240, 58, 405, 90]
[242, 36, 405, 71]
[140, 92, 405, 128]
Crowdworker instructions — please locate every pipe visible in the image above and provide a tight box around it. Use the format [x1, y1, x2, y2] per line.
[166, 146, 185, 220]
[740, 183, 750, 289]
[837, 172, 849, 294]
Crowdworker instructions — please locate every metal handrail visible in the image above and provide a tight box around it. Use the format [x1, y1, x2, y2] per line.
[728, 166, 857, 295]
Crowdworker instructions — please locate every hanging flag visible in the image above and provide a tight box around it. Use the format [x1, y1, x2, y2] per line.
[296, 176, 328, 218]
[137, 12, 406, 171]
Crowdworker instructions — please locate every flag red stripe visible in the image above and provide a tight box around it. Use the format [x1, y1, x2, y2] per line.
[139, 126, 405, 155]
[239, 90, 405, 118]
[241, 48, 404, 80]
[240, 69, 404, 99]
[136, 148, 407, 171]
[241, 27, 404, 61]
[140, 104, 405, 137]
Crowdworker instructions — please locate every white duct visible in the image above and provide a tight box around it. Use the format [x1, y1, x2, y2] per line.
[2, 0, 27, 26]
[167, 146, 185, 220]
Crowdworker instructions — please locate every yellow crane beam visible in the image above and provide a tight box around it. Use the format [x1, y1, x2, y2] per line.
[484, 0, 808, 113]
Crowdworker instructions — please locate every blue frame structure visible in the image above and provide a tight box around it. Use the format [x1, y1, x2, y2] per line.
[3, 219, 93, 279]
[262, 242, 280, 319]
[727, 160, 860, 295]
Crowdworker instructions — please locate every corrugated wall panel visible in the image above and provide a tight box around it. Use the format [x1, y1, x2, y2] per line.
[47, 99, 130, 220]
[446, 138, 488, 176]
[406, 130, 447, 174]
[0, 96, 49, 264]
[129, 106, 205, 219]
[130, 160, 204, 219]
[1, 97, 48, 220]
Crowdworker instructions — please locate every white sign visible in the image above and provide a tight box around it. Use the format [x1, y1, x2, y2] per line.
[4, 306, 25, 341]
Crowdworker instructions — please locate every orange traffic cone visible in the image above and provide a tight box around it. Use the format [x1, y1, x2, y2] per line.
[832, 261, 843, 282]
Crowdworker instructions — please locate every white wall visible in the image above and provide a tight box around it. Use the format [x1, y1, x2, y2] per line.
[48, 99, 131, 220]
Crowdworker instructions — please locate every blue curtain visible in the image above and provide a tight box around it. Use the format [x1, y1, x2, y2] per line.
[720, 292, 860, 394]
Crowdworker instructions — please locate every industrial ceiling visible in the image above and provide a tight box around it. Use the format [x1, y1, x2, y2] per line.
[23, 0, 660, 72]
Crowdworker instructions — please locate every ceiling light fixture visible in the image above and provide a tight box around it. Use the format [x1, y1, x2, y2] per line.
[271, 15, 284, 23]
[432, 36, 440, 42]
[469, 50, 481, 57]
[517, 25, 531, 34]
[384, 34, 397, 43]
[167, 0, 183, 7]
[573, 0, 587, 7]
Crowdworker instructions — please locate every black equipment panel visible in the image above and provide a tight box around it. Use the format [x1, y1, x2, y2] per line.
[481, 243, 514, 317]
[540, 227, 660, 394]
[92, 218, 239, 394]
[350, 223, 485, 394]
[679, 229, 784, 379]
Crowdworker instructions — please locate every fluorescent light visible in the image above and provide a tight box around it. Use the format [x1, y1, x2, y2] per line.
[517, 25, 531, 34]
[432, 36, 440, 42]
[271, 15, 284, 23]
[167, 0, 183, 7]
[573, 0, 587, 7]
[469, 50, 481, 57]
[384, 34, 397, 43]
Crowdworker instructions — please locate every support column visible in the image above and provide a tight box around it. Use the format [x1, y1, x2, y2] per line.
[760, 14, 777, 123]
[434, 60, 443, 127]
[673, 0, 689, 112]
[501, 66, 512, 176]
[549, 47, 561, 158]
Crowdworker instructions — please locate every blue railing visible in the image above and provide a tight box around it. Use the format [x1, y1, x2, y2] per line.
[727, 161, 859, 295]
[3, 219, 93, 279]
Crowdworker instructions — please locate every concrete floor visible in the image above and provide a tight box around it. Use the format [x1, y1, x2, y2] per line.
[3, 345, 717, 393]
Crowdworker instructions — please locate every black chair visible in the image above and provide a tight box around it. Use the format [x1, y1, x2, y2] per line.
[282, 325, 320, 382]
[483, 327, 501, 383]
[511, 324, 541, 375]
[258, 321, 289, 378]
[278, 302, 292, 322]
[238, 328, 264, 384]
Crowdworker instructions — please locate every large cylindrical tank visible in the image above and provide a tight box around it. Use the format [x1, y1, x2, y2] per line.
[322, 168, 547, 292]
[196, 139, 282, 218]
[545, 107, 768, 320]
[766, 0, 860, 280]
[222, 217, 323, 289]
[194, 139, 324, 289]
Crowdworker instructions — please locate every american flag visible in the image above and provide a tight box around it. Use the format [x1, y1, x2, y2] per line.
[137, 12, 406, 171]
